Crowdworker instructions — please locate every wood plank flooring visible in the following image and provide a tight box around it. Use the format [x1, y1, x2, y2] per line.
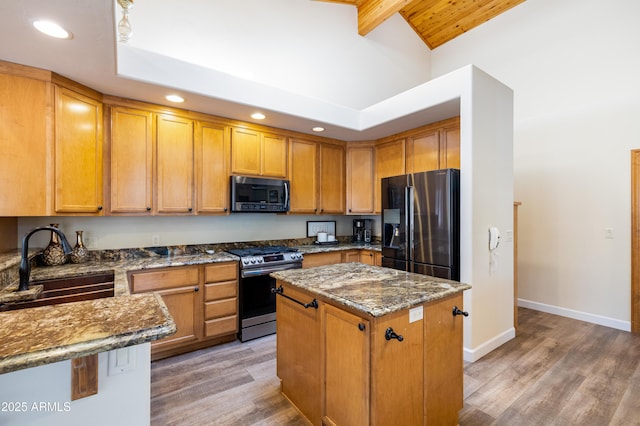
[151, 308, 640, 425]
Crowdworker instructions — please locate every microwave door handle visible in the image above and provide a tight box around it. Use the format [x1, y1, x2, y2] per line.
[284, 181, 289, 209]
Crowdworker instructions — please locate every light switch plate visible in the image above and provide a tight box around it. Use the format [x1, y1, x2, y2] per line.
[409, 306, 423, 323]
[108, 347, 137, 376]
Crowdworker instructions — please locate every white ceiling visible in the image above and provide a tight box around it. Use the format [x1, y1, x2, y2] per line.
[0, 0, 461, 141]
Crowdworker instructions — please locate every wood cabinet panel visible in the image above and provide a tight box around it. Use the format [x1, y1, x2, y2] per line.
[276, 283, 322, 425]
[407, 117, 460, 173]
[319, 143, 345, 214]
[441, 125, 460, 169]
[323, 304, 370, 426]
[374, 138, 405, 213]
[302, 252, 343, 268]
[262, 133, 287, 178]
[156, 114, 194, 214]
[407, 129, 439, 173]
[204, 315, 237, 338]
[289, 138, 318, 214]
[346, 145, 375, 214]
[205, 298, 237, 319]
[130, 266, 199, 293]
[196, 121, 230, 214]
[342, 250, 360, 263]
[109, 107, 153, 213]
[204, 281, 236, 300]
[153, 285, 199, 350]
[0, 71, 51, 216]
[54, 86, 103, 213]
[204, 263, 238, 282]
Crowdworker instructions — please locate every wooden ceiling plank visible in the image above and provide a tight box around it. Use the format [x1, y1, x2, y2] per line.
[358, 0, 415, 35]
[427, 0, 525, 48]
[404, 0, 493, 36]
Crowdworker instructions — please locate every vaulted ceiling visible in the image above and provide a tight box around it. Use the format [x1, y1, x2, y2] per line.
[321, 0, 526, 49]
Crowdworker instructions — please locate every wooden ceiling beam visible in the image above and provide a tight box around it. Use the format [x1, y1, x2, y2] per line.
[357, 0, 415, 35]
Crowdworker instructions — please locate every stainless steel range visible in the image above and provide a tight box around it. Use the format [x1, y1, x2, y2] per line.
[226, 246, 303, 342]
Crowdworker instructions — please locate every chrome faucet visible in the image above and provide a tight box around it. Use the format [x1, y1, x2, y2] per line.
[18, 226, 73, 292]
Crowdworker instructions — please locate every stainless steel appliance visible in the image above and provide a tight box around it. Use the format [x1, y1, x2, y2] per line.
[230, 176, 290, 212]
[381, 168, 460, 281]
[353, 219, 373, 244]
[226, 246, 303, 341]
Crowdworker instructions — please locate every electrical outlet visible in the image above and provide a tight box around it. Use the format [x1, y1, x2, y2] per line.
[151, 234, 160, 246]
[605, 228, 614, 239]
[84, 236, 97, 249]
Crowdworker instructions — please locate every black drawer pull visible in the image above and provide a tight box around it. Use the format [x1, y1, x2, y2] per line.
[385, 327, 403, 342]
[272, 285, 318, 309]
[452, 306, 469, 317]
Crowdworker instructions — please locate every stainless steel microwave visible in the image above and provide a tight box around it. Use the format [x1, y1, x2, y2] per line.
[230, 176, 290, 213]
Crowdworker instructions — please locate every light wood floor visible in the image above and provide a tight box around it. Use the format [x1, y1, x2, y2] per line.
[151, 308, 640, 425]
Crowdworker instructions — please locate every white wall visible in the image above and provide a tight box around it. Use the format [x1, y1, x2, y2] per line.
[431, 0, 640, 329]
[17, 215, 357, 250]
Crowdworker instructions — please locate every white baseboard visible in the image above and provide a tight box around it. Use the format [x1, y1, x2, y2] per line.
[517, 298, 631, 332]
[463, 327, 516, 363]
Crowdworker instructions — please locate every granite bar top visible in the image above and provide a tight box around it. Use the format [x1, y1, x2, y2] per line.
[0, 293, 175, 374]
[271, 263, 471, 317]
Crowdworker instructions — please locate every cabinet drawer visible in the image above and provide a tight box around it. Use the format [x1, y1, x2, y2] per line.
[130, 267, 199, 293]
[205, 298, 237, 320]
[205, 315, 237, 338]
[302, 252, 342, 268]
[205, 262, 238, 282]
[205, 281, 237, 301]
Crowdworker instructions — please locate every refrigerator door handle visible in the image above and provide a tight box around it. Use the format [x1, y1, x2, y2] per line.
[406, 185, 414, 271]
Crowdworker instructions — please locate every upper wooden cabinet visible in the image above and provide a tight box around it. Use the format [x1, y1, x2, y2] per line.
[346, 144, 375, 214]
[54, 85, 103, 214]
[195, 121, 230, 214]
[156, 114, 194, 214]
[289, 139, 345, 215]
[318, 143, 345, 214]
[109, 107, 153, 214]
[374, 138, 406, 214]
[231, 127, 287, 178]
[406, 117, 460, 173]
[0, 66, 52, 216]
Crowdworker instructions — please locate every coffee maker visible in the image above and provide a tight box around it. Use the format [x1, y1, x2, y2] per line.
[353, 219, 373, 244]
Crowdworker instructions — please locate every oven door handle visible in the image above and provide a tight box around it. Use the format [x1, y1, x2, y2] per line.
[240, 262, 302, 278]
[272, 285, 319, 309]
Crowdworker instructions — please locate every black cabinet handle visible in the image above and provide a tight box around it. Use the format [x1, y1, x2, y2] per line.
[452, 306, 469, 317]
[188, 207, 193, 212]
[146, 206, 152, 211]
[385, 327, 403, 342]
[272, 285, 318, 309]
[97, 205, 103, 211]
[358, 323, 365, 331]
[194, 287, 199, 292]
[224, 207, 228, 212]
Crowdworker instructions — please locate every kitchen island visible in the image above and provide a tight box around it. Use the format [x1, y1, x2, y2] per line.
[271, 263, 471, 426]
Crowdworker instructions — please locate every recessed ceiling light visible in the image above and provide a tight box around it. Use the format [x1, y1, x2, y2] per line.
[312, 127, 325, 132]
[165, 94, 184, 103]
[33, 20, 72, 39]
[251, 113, 266, 120]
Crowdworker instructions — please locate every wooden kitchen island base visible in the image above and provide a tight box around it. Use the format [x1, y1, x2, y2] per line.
[272, 263, 471, 426]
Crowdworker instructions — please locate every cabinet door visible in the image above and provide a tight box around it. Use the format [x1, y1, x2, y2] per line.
[277, 283, 321, 425]
[262, 132, 287, 178]
[156, 114, 194, 214]
[196, 121, 229, 214]
[0, 71, 50, 216]
[231, 127, 261, 176]
[153, 285, 200, 351]
[407, 129, 439, 174]
[54, 86, 103, 213]
[371, 308, 424, 425]
[440, 124, 460, 169]
[319, 143, 345, 214]
[289, 139, 318, 214]
[359, 250, 375, 265]
[424, 293, 464, 424]
[346, 145, 374, 214]
[323, 304, 370, 426]
[342, 250, 360, 263]
[374, 138, 405, 213]
[110, 107, 153, 214]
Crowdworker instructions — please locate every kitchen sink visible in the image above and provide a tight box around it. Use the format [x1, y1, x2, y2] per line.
[0, 271, 115, 312]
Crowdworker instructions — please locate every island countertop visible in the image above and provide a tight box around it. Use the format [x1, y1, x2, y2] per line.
[270, 262, 471, 317]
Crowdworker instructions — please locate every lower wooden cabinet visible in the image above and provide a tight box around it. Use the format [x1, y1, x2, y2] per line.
[302, 251, 343, 268]
[276, 280, 464, 426]
[303, 249, 382, 268]
[360, 250, 382, 266]
[129, 262, 238, 360]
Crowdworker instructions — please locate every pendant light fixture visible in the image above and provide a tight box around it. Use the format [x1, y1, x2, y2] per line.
[117, 0, 134, 43]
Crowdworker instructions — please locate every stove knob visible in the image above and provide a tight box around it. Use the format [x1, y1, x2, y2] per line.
[251, 258, 257, 264]
[243, 259, 249, 265]
[258, 258, 263, 263]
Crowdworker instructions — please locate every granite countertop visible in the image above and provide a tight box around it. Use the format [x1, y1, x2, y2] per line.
[271, 262, 471, 317]
[0, 242, 379, 374]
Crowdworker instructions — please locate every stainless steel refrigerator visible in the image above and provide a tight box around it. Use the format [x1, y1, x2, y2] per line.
[381, 168, 460, 281]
